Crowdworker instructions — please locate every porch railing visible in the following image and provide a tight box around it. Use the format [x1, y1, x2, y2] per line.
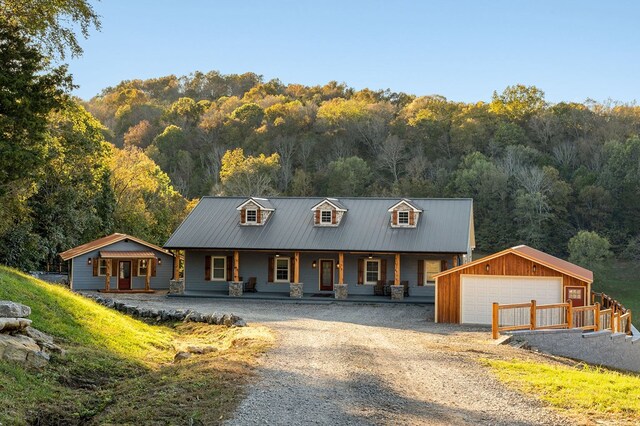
[492, 300, 632, 339]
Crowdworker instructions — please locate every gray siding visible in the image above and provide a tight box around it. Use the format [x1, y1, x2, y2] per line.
[71, 240, 174, 290]
[184, 250, 450, 297]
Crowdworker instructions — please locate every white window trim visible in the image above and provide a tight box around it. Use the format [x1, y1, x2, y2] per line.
[398, 211, 410, 225]
[97, 258, 108, 276]
[424, 260, 441, 286]
[364, 259, 381, 285]
[245, 209, 258, 224]
[138, 259, 149, 276]
[211, 256, 227, 281]
[274, 257, 291, 282]
[320, 209, 332, 224]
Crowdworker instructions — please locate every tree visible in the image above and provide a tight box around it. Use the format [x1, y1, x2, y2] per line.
[0, 0, 100, 59]
[219, 148, 280, 196]
[0, 20, 73, 193]
[490, 85, 546, 123]
[568, 231, 612, 267]
[325, 156, 371, 197]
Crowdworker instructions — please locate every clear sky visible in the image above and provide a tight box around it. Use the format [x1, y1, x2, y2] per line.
[67, 0, 639, 104]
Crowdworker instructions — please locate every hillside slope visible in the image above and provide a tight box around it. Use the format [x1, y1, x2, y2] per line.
[0, 266, 272, 425]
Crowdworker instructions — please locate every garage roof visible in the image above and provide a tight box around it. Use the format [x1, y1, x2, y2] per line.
[433, 245, 593, 283]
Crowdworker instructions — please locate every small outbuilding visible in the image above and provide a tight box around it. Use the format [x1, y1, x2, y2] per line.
[433, 245, 593, 324]
[59, 233, 175, 292]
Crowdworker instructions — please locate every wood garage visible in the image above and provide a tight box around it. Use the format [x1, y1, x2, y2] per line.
[433, 245, 593, 324]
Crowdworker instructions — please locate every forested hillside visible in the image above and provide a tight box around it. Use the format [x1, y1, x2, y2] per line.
[84, 72, 640, 258]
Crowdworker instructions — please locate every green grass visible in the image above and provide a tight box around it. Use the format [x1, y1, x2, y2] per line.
[0, 266, 273, 425]
[592, 260, 640, 323]
[484, 358, 640, 422]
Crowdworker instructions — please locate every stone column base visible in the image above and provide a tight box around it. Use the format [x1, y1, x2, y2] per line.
[290, 282, 304, 298]
[229, 281, 243, 297]
[334, 283, 348, 299]
[169, 279, 184, 295]
[390, 285, 404, 300]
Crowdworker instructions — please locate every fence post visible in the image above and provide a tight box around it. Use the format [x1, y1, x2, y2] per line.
[530, 299, 537, 330]
[492, 302, 499, 340]
[567, 299, 573, 329]
[595, 303, 600, 331]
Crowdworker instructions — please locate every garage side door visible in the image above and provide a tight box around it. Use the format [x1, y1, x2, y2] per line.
[460, 276, 563, 325]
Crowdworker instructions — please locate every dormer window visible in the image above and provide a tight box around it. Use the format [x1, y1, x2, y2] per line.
[388, 199, 422, 228]
[311, 198, 347, 227]
[320, 210, 332, 224]
[246, 209, 257, 224]
[237, 197, 275, 226]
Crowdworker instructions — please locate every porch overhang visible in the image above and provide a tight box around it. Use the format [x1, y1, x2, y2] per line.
[99, 250, 156, 259]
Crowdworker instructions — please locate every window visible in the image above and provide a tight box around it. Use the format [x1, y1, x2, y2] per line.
[246, 209, 257, 223]
[320, 210, 332, 224]
[398, 211, 409, 225]
[365, 260, 380, 284]
[98, 259, 108, 276]
[211, 257, 227, 281]
[567, 288, 583, 299]
[425, 260, 441, 284]
[138, 259, 149, 276]
[275, 258, 290, 282]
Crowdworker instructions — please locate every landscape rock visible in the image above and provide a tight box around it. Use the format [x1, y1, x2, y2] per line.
[174, 351, 192, 362]
[0, 301, 31, 318]
[232, 319, 247, 328]
[0, 317, 32, 332]
[186, 345, 217, 354]
[23, 327, 65, 355]
[0, 334, 48, 368]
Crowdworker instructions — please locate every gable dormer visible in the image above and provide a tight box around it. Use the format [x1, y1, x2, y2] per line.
[311, 198, 347, 226]
[388, 199, 422, 228]
[237, 197, 274, 226]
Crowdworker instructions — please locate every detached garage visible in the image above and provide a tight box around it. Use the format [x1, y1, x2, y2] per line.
[433, 245, 593, 324]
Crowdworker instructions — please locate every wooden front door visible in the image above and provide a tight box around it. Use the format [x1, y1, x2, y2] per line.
[118, 261, 132, 290]
[565, 286, 585, 307]
[319, 260, 334, 291]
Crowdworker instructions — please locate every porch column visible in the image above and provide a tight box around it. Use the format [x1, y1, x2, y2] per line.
[105, 258, 111, 291]
[394, 253, 401, 285]
[453, 255, 459, 267]
[145, 258, 151, 291]
[173, 250, 180, 280]
[290, 252, 303, 298]
[338, 252, 344, 284]
[233, 250, 240, 282]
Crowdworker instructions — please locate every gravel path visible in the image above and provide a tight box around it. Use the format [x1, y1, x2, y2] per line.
[99, 294, 571, 425]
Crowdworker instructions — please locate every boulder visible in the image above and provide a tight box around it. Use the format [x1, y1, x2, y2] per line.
[186, 345, 217, 355]
[174, 351, 192, 362]
[0, 334, 48, 368]
[0, 317, 32, 332]
[232, 319, 247, 328]
[23, 327, 64, 355]
[0, 301, 31, 318]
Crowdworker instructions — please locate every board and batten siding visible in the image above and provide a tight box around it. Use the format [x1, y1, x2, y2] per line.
[184, 250, 452, 296]
[436, 252, 590, 324]
[70, 240, 173, 290]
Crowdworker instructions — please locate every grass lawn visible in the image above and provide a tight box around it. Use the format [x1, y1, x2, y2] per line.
[484, 358, 640, 424]
[592, 260, 640, 324]
[0, 266, 274, 425]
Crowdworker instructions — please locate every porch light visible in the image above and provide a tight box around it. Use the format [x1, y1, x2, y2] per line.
[532, 264, 536, 272]
[157, 257, 162, 265]
[485, 264, 490, 272]
[87, 257, 92, 265]
[336, 263, 340, 269]
[368, 254, 373, 259]
[312, 260, 317, 269]
[275, 253, 280, 258]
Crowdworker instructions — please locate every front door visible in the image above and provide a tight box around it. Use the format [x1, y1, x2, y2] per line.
[565, 286, 585, 307]
[319, 260, 334, 291]
[118, 261, 131, 290]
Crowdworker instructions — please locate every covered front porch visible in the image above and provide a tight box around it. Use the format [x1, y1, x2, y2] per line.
[96, 250, 158, 293]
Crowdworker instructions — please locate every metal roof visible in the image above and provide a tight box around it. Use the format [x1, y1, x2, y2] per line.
[59, 233, 173, 260]
[165, 197, 473, 253]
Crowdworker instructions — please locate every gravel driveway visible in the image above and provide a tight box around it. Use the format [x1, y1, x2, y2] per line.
[100, 294, 570, 425]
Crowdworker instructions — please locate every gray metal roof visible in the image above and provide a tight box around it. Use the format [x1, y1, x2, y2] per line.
[164, 197, 473, 253]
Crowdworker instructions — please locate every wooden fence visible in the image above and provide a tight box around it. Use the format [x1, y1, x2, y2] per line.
[492, 300, 633, 339]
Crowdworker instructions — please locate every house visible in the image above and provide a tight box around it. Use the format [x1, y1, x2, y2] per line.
[59, 233, 175, 292]
[433, 245, 593, 324]
[164, 196, 475, 299]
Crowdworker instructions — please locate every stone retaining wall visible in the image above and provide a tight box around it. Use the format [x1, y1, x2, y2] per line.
[509, 328, 640, 373]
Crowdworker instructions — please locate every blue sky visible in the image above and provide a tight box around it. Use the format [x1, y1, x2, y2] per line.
[68, 1, 639, 103]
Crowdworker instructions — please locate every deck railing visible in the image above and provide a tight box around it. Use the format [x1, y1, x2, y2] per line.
[492, 300, 632, 339]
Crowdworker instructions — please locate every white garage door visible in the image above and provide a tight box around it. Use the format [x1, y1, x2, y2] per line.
[460, 275, 562, 325]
